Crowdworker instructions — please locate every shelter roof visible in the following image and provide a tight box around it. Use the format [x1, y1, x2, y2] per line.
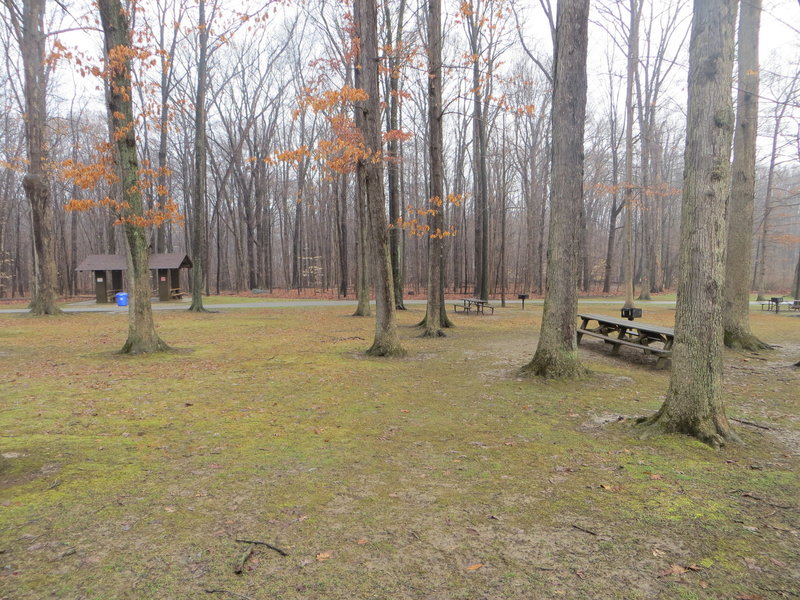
[149, 252, 193, 269]
[75, 254, 127, 271]
[76, 253, 193, 271]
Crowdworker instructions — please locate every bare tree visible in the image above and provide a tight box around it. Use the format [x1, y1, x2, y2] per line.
[354, 0, 404, 356]
[383, 0, 408, 309]
[640, 0, 739, 447]
[523, 0, 589, 379]
[188, 0, 210, 311]
[420, 0, 453, 336]
[723, 0, 769, 350]
[622, 0, 639, 309]
[754, 67, 800, 300]
[2, 0, 61, 315]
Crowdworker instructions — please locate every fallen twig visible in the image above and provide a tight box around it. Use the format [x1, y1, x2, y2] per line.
[758, 586, 800, 598]
[730, 418, 772, 431]
[571, 524, 598, 536]
[204, 590, 254, 600]
[234, 539, 289, 557]
[741, 492, 795, 510]
[234, 543, 254, 575]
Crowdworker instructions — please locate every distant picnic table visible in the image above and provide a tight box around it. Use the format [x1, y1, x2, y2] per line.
[576, 313, 674, 369]
[759, 297, 800, 312]
[452, 298, 495, 315]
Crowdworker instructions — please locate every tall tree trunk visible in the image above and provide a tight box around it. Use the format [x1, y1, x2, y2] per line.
[636, 84, 652, 301]
[536, 148, 548, 294]
[189, 0, 209, 312]
[98, 0, 168, 353]
[291, 112, 308, 291]
[291, 168, 305, 291]
[468, 4, 489, 301]
[155, 95, 170, 253]
[353, 167, 371, 316]
[421, 0, 453, 336]
[641, 0, 738, 447]
[523, 0, 589, 379]
[723, 0, 768, 350]
[335, 173, 348, 297]
[754, 104, 789, 301]
[622, 0, 640, 309]
[354, 0, 404, 356]
[8, 0, 61, 315]
[651, 130, 665, 292]
[384, 0, 407, 309]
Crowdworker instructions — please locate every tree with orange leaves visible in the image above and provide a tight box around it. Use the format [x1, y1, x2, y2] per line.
[63, 0, 182, 353]
[353, 0, 404, 356]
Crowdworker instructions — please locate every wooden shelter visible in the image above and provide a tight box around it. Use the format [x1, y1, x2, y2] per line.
[150, 253, 193, 301]
[76, 253, 193, 303]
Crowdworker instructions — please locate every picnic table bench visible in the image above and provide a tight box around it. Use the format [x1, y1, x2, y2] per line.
[760, 297, 799, 312]
[452, 298, 495, 315]
[576, 313, 674, 369]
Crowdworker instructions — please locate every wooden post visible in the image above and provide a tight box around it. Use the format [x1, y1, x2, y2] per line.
[94, 270, 108, 303]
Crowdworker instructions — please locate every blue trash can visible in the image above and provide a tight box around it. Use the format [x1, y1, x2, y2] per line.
[115, 292, 128, 307]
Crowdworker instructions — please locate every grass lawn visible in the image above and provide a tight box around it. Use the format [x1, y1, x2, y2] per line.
[1, 304, 798, 599]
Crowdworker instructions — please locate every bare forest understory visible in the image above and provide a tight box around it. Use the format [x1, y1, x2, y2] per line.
[1, 302, 798, 599]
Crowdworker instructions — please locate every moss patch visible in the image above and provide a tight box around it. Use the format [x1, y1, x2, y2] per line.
[1, 303, 798, 599]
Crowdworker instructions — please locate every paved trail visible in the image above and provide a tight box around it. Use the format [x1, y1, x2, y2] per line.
[0, 298, 685, 315]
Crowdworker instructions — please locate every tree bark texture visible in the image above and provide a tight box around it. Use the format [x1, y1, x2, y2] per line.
[421, 0, 451, 337]
[11, 0, 61, 315]
[643, 0, 739, 447]
[523, 0, 589, 379]
[622, 0, 639, 309]
[723, 0, 768, 351]
[384, 0, 406, 310]
[189, 0, 209, 311]
[354, 0, 403, 355]
[335, 173, 348, 297]
[353, 167, 371, 316]
[468, 4, 489, 301]
[98, 0, 169, 354]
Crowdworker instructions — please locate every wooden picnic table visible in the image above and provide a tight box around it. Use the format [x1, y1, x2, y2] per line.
[576, 313, 674, 368]
[759, 297, 797, 312]
[452, 298, 495, 315]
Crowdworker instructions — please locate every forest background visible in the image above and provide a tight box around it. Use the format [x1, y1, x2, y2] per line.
[0, 0, 798, 303]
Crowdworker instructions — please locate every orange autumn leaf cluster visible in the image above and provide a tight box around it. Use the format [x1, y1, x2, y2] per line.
[298, 85, 369, 114]
[60, 154, 117, 190]
[426, 194, 463, 208]
[0, 158, 25, 172]
[275, 145, 311, 165]
[383, 129, 413, 143]
[61, 145, 183, 229]
[392, 216, 458, 240]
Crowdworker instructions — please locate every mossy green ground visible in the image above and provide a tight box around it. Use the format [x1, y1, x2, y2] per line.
[1, 303, 798, 599]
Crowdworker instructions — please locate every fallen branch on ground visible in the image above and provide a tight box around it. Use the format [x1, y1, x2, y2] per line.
[571, 524, 598, 536]
[741, 492, 795, 510]
[234, 539, 289, 556]
[730, 418, 772, 431]
[204, 590, 254, 600]
[234, 544, 254, 575]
